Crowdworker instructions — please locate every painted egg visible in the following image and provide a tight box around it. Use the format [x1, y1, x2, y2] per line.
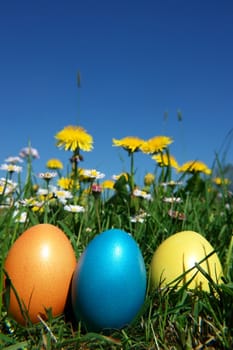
[4, 223, 76, 325]
[150, 231, 223, 291]
[71, 228, 147, 331]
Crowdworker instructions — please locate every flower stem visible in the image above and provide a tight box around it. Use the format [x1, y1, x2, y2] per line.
[130, 151, 135, 193]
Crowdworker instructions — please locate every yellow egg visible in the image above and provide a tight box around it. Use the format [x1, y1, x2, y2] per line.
[4, 223, 76, 325]
[150, 231, 223, 292]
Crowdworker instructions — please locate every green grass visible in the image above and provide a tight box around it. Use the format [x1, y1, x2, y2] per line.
[0, 158, 232, 350]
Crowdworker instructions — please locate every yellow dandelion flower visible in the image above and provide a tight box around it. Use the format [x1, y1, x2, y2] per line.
[38, 193, 54, 202]
[46, 158, 63, 170]
[32, 205, 44, 213]
[152, 153, 179, 170]
[0, 185, 4, 195]
[178, 160, 211, 175]
[55, 125, 93, 152]
[213, 177, 230, 186]
[102, 179, 115, 190]
[144, 173, 155, 186]
[112, 136, 145, 153]
[140, 136, 173, 154]
[57, 177, 79, 190]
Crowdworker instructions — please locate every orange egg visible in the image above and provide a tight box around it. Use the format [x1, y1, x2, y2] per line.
[4, 223, 76, 325]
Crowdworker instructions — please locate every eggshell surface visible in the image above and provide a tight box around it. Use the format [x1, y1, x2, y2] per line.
[150, 231, 223, 291]
[71, 228, 147, 331]
[4, 223, 76, 325]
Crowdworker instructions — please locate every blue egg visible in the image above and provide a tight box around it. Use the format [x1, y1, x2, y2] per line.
[71, 228, 147, 331]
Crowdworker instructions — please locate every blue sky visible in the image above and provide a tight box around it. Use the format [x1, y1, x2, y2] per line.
[1, 0, 233, 184]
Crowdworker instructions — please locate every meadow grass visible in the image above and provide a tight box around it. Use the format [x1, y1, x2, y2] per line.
[0, 152, 232, 350]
